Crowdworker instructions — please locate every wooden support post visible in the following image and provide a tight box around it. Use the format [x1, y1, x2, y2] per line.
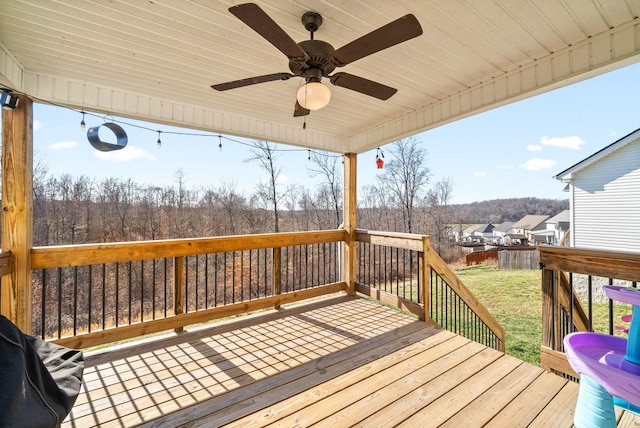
[273, 247, 281, 309]
[343, 153, 357, 295]
[174, 256, 185, 333]
[420, 235, 432, 322]
[541, 267, 555, 349]
[1, 94, 33, 333]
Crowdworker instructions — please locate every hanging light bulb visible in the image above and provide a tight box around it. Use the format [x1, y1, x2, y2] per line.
[308, 149, 311, 161]
[156, 130, 162, 148]
[218, 135, 223, 151]
[80, 111, 86, 129]
[296, 81, 331, 110]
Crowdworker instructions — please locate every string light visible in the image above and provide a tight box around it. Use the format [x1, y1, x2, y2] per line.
[308, 149, 311, 161]
[0, 85, 343, 159]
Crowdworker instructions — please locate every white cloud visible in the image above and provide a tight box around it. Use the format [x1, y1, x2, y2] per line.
[473, 171, 486, 177]
[49, 140, 77, 150]
[540, 135, 586, 150]
[527, 144, 542, 151]
[609, 131, 620, 137]
[33, 120, 42, 132]
[519, 158, 557, 171]
[497, 164, 514, 170]
[93, 145, 157, 162]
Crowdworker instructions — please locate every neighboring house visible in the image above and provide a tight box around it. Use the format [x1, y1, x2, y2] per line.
[461, 224, 483, 243]
[544, 210, 570, 245]
[472, 224, 494, 240]
[510, 214, 550, 245]
[449, 225, 463, 243]
[491, 221, 515, 245]
[554, 128, 640, 253]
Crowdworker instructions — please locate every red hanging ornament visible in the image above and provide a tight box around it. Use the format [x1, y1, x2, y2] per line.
[376, 157, 384, 169]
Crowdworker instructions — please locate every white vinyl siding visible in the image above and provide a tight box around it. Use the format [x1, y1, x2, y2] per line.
[572, 141, 640, 253]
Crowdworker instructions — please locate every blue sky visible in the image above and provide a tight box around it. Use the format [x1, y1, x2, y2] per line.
[19, 61, 640, 204]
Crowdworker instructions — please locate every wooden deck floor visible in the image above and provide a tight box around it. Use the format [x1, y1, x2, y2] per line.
[62, 295, 640, 427]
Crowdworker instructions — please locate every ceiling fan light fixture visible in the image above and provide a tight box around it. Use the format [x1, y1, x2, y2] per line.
[296, 81, 331, 110]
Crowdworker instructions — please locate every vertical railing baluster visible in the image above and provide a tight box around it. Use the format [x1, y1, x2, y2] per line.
[174, 256, 184, 333]
[140, 260, 144, 322]
[204, 254, 209, 309]
[88, 265, 93, 332]
[152, 259, 157, 318]
[73, 266, 78, 336]
[164, 258, 168, 317]
[273, 247, 281, 309]
[41, 269, 46, 339]
[213, 254, 220, 308]
[102, 264, 106, 330]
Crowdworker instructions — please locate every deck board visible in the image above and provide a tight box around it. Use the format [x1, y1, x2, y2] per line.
[61, 295, 640, 427]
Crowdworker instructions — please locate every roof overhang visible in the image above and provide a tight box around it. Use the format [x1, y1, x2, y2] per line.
[554, 126, 640, 181]
[2, 1, 640, 154]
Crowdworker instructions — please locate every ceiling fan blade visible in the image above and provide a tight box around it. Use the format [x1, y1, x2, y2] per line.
[331, 14, 422, 67]
[330, 72, 397, 100]
[229, 3, 309, 62]
[211, 73, 293, 91]
[293, 101, 310, 117]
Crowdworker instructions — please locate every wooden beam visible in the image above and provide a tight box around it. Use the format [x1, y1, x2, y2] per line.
[32, 229, 346, 269]
[1, 94, 33, 332]
[343, 153, 357, 295]
[540, 346, 578, 378]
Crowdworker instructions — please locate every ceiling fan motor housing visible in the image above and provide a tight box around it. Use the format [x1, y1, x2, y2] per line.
[289, 39, 336, 77]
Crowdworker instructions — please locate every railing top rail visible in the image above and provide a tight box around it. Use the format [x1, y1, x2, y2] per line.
[539, 245, 640, 282]
[355, 229, 428, 252]
[32, 229, 347, 269]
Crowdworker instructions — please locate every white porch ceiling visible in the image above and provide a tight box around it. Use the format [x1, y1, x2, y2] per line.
[1, 0, 640, 154]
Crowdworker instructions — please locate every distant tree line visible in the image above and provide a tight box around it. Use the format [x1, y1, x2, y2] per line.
[448, 197, 569, 225]
[18, 137, 566, 261]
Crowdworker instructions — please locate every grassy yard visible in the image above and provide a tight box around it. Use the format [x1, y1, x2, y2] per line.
[454, 265, 543, 366]
[454, 264, 632, 367]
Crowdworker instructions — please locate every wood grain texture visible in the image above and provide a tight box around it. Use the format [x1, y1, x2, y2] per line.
[1, 95, 33, 332]
[60, 296, 640, 428]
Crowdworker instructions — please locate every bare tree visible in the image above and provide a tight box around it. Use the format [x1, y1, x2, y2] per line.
[214, 179, 246, 235]
[376, 137, 431, 233]
[308, 153, 343, 228]
[426, 176, 454, 252]
[245, 141, 284, 233]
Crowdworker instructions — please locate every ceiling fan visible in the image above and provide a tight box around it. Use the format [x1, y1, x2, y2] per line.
[211, 3, 423, 117]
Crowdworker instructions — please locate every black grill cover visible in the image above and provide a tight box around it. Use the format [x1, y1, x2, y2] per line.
[0, 315, 84, 428]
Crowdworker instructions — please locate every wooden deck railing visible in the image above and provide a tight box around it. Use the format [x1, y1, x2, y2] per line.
[355, 229, 505, 352]
[31, 230, 346, 349]
[540, 246, 640, 377]
[18, 229, 507, 352]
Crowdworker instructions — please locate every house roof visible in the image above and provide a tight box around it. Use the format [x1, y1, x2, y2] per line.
[546, 210, 570, 224]
[462, 224, 481, 235]
[511, 214, 550, 230]
[493, 221, 515, 233]
[554, 127, 640, 181]
[473, 224, 494, 234]
[2, 1, 640, 154]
